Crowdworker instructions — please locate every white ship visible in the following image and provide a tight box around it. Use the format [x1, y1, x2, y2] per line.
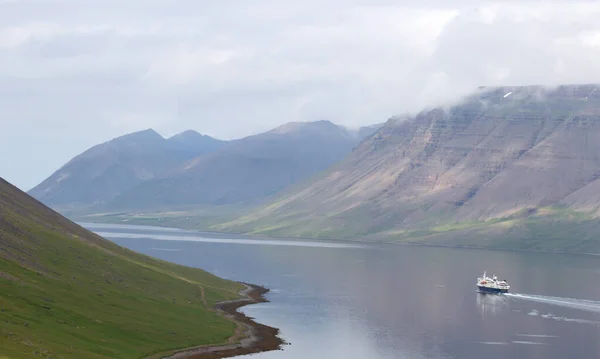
[477, 271, 510, 294]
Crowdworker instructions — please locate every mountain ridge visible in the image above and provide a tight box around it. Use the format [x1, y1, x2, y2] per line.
[104, 120, 377, 210]
[213, 84, 600, 252]
[166, 129, 227, 159]
[28, 128, 225, 207]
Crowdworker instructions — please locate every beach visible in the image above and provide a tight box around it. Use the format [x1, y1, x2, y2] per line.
[156, 284, 284, 359]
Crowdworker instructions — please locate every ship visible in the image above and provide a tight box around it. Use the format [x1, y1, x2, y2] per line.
[477, 271, 510, 294]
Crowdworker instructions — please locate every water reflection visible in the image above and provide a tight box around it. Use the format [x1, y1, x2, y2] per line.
[477, 293, 509, 317]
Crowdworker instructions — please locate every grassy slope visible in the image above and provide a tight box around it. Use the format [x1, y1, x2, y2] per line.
[0, 178, 245, 359]
[71, 204, 249, 232]
[370, 206, 600, 253]
[73, 204, 600, 254]
[72, 203, 600, 254]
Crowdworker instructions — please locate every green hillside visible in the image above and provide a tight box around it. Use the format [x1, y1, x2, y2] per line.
[0, 177, 245, 359]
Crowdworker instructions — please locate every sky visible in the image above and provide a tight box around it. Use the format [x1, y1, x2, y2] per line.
[2, 0, 600, 190]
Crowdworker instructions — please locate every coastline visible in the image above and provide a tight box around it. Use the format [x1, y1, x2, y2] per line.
[80, 219, 600, 257]
[150, 284, 284, 359]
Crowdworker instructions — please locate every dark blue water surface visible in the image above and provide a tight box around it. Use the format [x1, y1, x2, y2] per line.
[84, 223, 600, 359]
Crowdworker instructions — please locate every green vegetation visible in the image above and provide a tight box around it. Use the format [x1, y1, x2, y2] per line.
[0, 178, 245, 359]
[73, 205, 249, 232]
[75, 201, 600, 254]
[394, 207, 600, 253]
[213, 202, 600, 253]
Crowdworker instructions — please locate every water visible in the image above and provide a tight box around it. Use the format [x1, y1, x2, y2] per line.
[84, 223, 600, 359]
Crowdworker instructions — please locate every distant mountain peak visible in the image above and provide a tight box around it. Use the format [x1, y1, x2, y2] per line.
[31, 119, 364, 210]
[184, 129, 203, 136]
[28, 127, 225, 206]
[167, 130, 227, 146]
[109, 129, 165, 148]
[269, 122, 306, 134]
[117, 128, 163, 140]
[269, 120, 342, 135]
[169, 130, 205, 140]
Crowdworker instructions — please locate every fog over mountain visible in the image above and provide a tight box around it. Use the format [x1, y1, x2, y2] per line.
[217, 84, 600, 246]
[2, 1, 600, 189]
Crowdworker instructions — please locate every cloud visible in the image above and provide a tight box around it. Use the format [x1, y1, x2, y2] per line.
[1, 0, 600, 189]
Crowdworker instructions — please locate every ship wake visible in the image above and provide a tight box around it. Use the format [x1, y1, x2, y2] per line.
[506, 293, 600, 313]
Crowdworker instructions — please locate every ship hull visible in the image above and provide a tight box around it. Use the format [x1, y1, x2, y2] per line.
[477, 286, 508, 294]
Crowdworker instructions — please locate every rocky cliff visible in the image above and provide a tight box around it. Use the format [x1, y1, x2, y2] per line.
[216, 84, 600, 251]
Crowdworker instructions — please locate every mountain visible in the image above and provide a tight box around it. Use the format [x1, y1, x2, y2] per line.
[104, 120, 377, 210]
[216, 84, 600, 252]
[167, 130, 226, 159]
[0, 177, 245, 358]
[353, 123, 385, 140]
[28, 129, 224, 207]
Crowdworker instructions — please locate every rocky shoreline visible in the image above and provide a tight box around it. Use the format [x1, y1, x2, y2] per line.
[160, 284, 285, 359]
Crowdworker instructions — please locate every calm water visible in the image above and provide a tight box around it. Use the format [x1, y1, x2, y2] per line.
[84, 223, 600, 359]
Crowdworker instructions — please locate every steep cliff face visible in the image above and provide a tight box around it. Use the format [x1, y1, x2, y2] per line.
[217, 84, 600, 241]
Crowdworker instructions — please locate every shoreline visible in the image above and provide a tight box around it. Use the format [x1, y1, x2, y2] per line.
[80, 219, 600, 257]
[152, 284, 285, 359]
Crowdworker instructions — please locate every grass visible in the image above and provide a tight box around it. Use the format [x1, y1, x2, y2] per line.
[72, 198, 600, 254]
[392, 208, 600, 253]
[0, 178, 246, 359]
[214, 202, 600, 253]
[73, 205, 249, 232]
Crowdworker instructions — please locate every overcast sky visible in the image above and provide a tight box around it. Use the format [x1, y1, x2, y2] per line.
[2, 0, 600, 190]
